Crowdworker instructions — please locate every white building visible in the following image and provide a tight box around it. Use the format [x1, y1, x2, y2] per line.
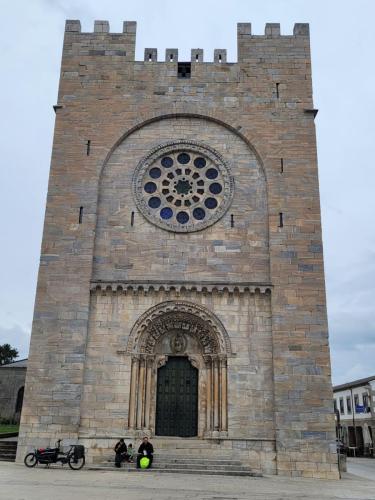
[333, 376, 375, 456]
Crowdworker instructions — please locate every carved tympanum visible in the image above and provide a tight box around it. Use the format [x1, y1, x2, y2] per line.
[127, 301, 232, 355]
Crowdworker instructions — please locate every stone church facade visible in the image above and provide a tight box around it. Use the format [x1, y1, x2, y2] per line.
[17, 20, 339, 478]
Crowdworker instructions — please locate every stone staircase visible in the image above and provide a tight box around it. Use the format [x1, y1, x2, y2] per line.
[90, 455, 259, 476]
[89, 438, 261, 477]
[0, 441, 17, 462]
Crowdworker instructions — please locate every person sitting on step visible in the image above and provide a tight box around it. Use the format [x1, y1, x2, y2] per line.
[136, 436, 154, 469]
[114, 438, 128, 468]
[127, 443, 135, 463]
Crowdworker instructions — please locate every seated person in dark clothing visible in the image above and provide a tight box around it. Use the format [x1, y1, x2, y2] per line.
[136, 436, 154, 468]
[114, 438, 128, 468]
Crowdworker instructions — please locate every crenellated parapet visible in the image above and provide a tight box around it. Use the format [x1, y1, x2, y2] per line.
[63, 20, 310, 62]
[63, 19, 137, 60]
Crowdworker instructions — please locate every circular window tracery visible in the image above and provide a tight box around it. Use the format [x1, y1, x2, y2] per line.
[133, 140, 234, 233]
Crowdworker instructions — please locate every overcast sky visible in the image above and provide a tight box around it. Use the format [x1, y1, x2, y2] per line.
[0, 0, 374, 384]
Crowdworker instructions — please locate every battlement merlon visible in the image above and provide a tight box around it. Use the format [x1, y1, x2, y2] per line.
[63, 20, 309, 63]
[63, 20, 137, 60]
[237, 22, 310, 63]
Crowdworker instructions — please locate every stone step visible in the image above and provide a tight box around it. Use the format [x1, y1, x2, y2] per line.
[103, 460, 249, 472]
[0, 442, 18, 449]
[0, 454, 16, 462]
[147, 463, 251, 472]
[106, 457, 244, 466]
[89, 465, 260, 477]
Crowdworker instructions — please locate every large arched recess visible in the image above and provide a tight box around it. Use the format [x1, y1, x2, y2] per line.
[97, 113, 268, 183]
[92, 113, 270, 284]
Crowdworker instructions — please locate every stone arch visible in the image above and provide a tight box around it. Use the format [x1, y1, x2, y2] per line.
[127, 300, 232, 355]
[97, 112, 268, 184]
[93, 113, 270, 285]
[127, 301, 230, 438]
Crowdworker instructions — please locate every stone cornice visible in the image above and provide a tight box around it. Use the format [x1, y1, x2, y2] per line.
[90, 280, 272, 295]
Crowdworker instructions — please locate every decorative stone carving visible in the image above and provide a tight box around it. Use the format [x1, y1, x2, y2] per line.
[170, 332, 187, 353]
[132, 140, 234, 233]
[127, 301, 229, 436]
[127, 300, 232, 355]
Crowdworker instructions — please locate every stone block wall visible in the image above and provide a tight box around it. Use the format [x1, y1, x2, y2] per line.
[17, 19, 339, 478]
[0, 366, 26, 423]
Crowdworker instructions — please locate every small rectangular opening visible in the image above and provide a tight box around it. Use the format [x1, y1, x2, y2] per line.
[131, 211, 135, 226]
[276, 83, 280, 99]
[86, 140, 91, 156]
[79, 206, 83, 224]
[280, 158, 284, 173]
[230, 214, 234, 228]
[278, 212, 283, 228]
[195, 54, 199, 62]
[178, 62, 191, 79]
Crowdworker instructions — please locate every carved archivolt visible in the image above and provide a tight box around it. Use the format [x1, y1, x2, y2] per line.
[127, 300, 230, 436]
[127, 300, 232, 355]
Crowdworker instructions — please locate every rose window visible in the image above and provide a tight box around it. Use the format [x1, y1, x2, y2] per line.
[132, 141, 234, 233]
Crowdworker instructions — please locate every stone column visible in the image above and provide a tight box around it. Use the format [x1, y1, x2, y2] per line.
[144, 357, 153, 429]
[205, 356, 213, 432]
[136, 356, 146, 429]
[128, 355, 139, 429]
[220, 357, 228, 431]
[213, 356, 220, 431]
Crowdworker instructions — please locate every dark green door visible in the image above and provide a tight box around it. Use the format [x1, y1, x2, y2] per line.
[155, 356, 198, 437]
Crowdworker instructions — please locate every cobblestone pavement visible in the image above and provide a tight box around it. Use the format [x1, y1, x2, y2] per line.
[0, 462, 374, 500]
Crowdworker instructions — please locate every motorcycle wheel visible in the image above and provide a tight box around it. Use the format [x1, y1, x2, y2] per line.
[24, 453, 38, 468]
[68, 455, 85, 470]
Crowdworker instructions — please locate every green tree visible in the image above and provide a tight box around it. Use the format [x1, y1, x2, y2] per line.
[0, 344, 19, 365]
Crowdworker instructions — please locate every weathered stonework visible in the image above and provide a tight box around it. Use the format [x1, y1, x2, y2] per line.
[17, 20, 339, 478]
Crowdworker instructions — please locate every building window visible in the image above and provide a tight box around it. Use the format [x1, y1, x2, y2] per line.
[177, 62, 191, 78]
[15, 386, 24, 413]
[354, 394, 359, 412]
[346, 396, 352, 414]
[133, 140, 234, 233]
[334, 399, 337, 412]
[339, 397, 344, 414]
[363, 393, 369, 412]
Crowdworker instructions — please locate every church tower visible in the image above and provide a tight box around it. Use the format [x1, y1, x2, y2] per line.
[17, 20, 339, 478]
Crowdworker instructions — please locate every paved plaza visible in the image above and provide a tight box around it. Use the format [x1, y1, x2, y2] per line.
[0, 460, 374, 500]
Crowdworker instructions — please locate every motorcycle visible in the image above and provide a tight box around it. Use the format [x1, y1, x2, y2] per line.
[24, 439, 85, 470]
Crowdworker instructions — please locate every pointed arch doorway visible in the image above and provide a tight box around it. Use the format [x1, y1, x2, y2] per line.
[156, 356, 198, 437]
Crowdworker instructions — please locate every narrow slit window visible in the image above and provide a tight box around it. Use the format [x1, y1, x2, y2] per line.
[276, 83, 280, 99]
[230, 214, 234, 228]
[86, 140, 91, 156]
[195, 54, 199, 62]
[170, 54, 174, 62]
[280, 158, 284, 173]
[219, 54, 222, 63]
[279, 212, 283, 228]
[148, 53, 152, 62]
[131, 211, 135, 226]
[79, 206, 83, 224]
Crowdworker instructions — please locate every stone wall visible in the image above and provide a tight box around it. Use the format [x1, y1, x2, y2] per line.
[17, 19, 339, 478]
[0, 366, 26, 423]
[79, 289, 273, 440]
